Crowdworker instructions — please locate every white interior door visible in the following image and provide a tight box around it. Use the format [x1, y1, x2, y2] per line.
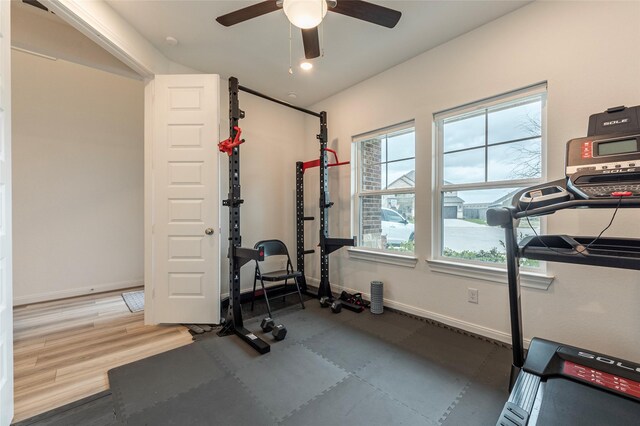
[0, 2, 12, 424]
[149, 74, 220, 324]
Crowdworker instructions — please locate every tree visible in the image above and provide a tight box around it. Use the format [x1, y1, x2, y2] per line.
[508, 113, 542, 180]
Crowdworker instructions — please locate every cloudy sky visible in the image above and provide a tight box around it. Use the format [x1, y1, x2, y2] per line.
[443, 99, 541, 185]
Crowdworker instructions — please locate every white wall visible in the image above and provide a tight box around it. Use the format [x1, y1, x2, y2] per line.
[304, 1, 640, 360]
[12, 49, 144, 304]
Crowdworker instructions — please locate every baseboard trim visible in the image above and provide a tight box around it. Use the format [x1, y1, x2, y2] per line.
[13, 279, 144, 306]
[306, 277, 530, 348]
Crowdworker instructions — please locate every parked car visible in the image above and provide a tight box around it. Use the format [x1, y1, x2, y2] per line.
[381, 208, 414, 245]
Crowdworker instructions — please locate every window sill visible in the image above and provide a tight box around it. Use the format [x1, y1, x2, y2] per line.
[347, 248, 418, 268]
[426, 259, 554, 290]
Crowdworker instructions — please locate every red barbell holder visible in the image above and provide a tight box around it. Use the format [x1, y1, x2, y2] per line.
[302, 148, 350, 172]
[218, 126, 244, 156]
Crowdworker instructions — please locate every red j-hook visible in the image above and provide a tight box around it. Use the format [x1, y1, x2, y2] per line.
[218, 126, 244, 156]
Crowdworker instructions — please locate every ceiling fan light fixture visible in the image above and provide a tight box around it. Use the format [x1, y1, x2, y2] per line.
[300, 61, 313, 71]
[283, 0, 327, 29]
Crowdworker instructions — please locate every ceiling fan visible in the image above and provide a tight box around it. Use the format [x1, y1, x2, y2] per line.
[216, 0, 402, 59]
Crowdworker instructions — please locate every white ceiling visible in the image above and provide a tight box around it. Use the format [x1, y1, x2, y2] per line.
[105, 0, 531, 106]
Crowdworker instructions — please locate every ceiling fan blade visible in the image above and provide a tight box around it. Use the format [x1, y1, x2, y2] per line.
[301, 28, 321, 59]
[216, 1, 280, 27]
[330, 0, 401, 28]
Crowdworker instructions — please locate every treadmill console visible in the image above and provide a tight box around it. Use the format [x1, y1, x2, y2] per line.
[565, 132, 640, 199]
[517, 185, 572, 211]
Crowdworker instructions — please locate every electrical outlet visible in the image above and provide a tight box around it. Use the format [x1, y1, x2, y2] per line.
[468, 288, 478, 304]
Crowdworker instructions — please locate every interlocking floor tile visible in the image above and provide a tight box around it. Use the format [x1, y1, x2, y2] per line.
[281, 376, 437, 426]
[234, 343, 349, 421]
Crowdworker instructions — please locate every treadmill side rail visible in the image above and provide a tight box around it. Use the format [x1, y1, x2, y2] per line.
[498, 371, 541, 425]
[497, 402, 530, 426]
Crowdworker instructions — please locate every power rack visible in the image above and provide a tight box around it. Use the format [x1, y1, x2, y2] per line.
[218, 76, 353, 354]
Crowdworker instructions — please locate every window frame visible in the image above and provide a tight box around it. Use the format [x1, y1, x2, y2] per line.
[351, 120, 416, 255]
[432, 84, 548, 270]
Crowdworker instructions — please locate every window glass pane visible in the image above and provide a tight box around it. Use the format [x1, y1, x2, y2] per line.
[443, 147, 485, 184]
[361, 138, 384, 165]
[386, 159, 415, 189]
[360, 194, 415, 253]
[387, 130, 415, 161]
[488, 138, 541, 181]
[360, 195, 382, 249]
[386, 210, 405, 223]
[355, 123, 415, 254]
[381, 166, 387, 190]
[488, 99, 541, 144]
[381, 137, 387, 163]
[443, 113, 485, 152]
[441, 188, 540, 267]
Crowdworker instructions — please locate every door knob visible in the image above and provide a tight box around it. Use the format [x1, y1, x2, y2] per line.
[205, 228, 214, 235]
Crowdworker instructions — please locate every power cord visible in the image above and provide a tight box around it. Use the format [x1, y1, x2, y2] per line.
[522, 194, 622, 257]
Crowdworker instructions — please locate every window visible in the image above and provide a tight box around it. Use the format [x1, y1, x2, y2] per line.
[434, 85, 546, 268]
[353, 122, 415, 254]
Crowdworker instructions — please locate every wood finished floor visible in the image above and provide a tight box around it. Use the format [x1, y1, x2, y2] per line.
[12, 289, 193, 422]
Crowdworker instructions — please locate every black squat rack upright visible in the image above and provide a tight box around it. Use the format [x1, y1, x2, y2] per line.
[217, 76, 353, 354]
[296, 149, 353, 300]
[216, 77, 269, 354]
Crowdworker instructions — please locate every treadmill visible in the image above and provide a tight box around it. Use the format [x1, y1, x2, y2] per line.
[488, 105, 640, 425]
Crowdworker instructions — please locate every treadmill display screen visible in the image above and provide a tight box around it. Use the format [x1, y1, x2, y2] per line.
[596, 138, 637, 156]
[563, 361, 640, 399]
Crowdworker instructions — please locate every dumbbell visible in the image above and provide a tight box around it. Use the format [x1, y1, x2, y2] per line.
[330, 300, 342, 313]
[261, 317, 275, 332]
[272, 324, 287, 341]
[319, 297, 332, 308]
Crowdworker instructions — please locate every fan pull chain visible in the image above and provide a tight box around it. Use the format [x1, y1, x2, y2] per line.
[288, 22, 293, 75]
[320, 1, 324, 57]
[320, 21, 324, 57]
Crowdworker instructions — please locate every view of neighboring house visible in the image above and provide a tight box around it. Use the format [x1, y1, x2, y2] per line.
[441, 180, 521, 221]
[388, 174, 521, 222]
[444, 192, 465, 219]
[386, 170, 415, 221]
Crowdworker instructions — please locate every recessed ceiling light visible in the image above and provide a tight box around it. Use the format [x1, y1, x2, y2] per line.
[165, 36, 178, 46]
[300, 61, 313, 71]
[287, 92, 297, 99]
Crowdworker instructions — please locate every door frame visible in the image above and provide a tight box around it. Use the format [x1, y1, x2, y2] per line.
[1, 2, 13, 424]
[143, 80, 155, 323]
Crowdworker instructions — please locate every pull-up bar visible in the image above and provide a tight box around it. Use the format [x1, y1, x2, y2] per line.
[238, 85, 322, 118]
